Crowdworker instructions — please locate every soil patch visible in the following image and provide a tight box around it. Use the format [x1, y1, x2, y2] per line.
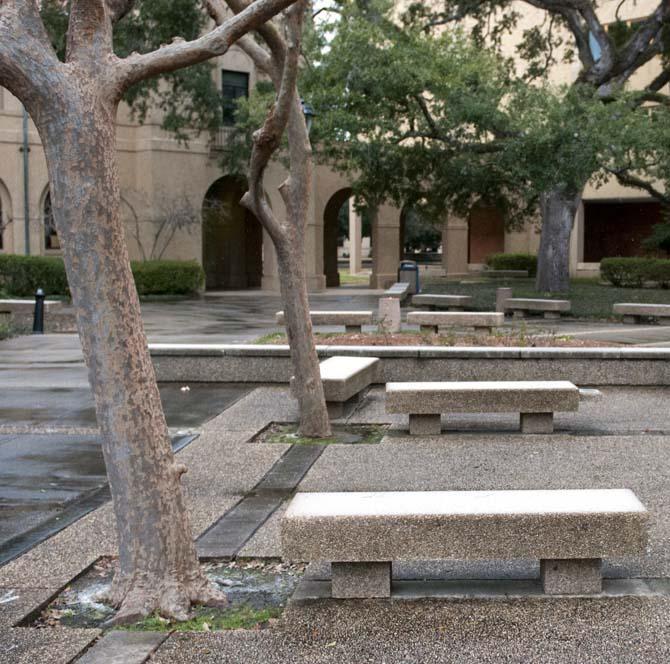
[253, 422, 387, 445]
[33, 557, 305, 631]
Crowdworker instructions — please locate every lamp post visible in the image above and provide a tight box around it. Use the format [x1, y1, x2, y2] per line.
[300, 98, 315, 134]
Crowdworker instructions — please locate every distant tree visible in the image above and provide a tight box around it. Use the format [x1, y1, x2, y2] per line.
[410, 0, 670, 291]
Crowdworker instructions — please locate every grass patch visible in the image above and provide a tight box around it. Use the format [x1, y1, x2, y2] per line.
[118, 605, 281, 632]
[338, 268, 370, 285]
[421, 275, 670, 320]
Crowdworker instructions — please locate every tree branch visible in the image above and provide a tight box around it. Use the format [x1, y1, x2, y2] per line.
[608, 167, 670, 205]
[66, 0, 114, 62]
[116, 0, 297, 91]
[239, 2, 305, 242]
[0, 1, 61, 104]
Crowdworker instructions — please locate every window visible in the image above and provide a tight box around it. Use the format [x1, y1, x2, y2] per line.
[44, 192, 60, 250]
[222, 70, 249, 126]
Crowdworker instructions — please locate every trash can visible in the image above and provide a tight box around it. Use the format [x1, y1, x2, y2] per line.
[397, 260, 420, 294]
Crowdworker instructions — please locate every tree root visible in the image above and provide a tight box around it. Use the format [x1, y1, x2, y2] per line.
[99, 569, 227, 626]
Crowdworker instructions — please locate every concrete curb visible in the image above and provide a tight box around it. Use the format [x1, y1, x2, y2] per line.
[150, 344, 670, 386]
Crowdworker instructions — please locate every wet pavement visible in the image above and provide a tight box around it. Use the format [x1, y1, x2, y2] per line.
[0, 380, 251, 563]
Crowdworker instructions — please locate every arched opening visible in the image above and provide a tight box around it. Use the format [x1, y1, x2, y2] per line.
[468, 204, 504, 264]
[0, 179, 10, 251]
[202, 176, 263, 290]
[400, 206, 442, 262]
[43, 190, 60, 252]
[323, 188, 354, 287]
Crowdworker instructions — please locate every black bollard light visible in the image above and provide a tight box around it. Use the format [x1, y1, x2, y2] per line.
[33, 288, 45, 334]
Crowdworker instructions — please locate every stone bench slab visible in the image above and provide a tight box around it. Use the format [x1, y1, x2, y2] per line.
[282, 489, 648, 596]
[282, 489, 647, 562]
[0, 299, 63, 314]
[319, 356, 379, 403]
[407, 311, 503, 331]
[412, 294, 472, 310]
[504, 298, 571, 319]
[384, 283, 410, 301]
[276, 310, 374, 331]
[614, 303, 670, 323]
[386, 380, 579, 414]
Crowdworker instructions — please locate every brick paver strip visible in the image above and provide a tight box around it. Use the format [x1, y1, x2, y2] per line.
[197, 444, 324, 558]
[76, 631, 169, 664]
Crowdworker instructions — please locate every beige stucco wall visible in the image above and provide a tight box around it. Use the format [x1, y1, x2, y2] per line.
[1, 3, 666, 286]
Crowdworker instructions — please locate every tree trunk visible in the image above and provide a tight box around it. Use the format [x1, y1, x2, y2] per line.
[37, 89, 221, 623]
[535, 187, 582, 293]
[275, 238, 332, 437]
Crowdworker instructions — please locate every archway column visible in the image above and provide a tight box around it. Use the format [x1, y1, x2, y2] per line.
[370, 202, 401, 289]
[441, 214, 469, 276]
[348, 197, 363, 275]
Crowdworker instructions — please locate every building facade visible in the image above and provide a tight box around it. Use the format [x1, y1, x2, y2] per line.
[0, 1, 666, 291]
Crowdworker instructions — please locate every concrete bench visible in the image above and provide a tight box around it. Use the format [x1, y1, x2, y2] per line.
[386, 380, 580, 434]
[292, 356, 379, 418]
[411, 294, 472, 311]
[0, 299, 63, 316]
[384, 282, 410, 302]
[281, 489, 648, 598]
[613, 303, 670, 325]
[482, 269, 529, 278]
[276, 310, 374, 333]
[407, 311, 503, 335]
[504, 298, 571, 319]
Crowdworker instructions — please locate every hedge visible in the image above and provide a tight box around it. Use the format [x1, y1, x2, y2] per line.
[599, 257, 666, 288]
[131, 260, 205, 296]
[485, 253, 537, 277]
[0, 254, 69, 296]
[0, 255, 204, 297]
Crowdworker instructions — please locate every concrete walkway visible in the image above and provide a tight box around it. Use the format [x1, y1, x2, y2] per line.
[1, 383, 669, 662]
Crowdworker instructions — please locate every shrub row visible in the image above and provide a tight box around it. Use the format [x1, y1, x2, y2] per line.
[600, 257, 670, 288]
[132, 260, 205, 296]
[0, 255, 204, 296]
[485, 253, 537, 277]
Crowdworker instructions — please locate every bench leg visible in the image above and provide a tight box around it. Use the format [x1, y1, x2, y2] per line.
[520, 412, 554, 434]
[327, 393, 363, 419]
[420, 325, 439, 334]
[543, 311, 561, 320]
[513, 310, 525, 319]
[345, 325, 362, 333]
[409, 414, 442, 435]
[331, 562, 391, 599]
[540, 558, 602, 595]
[622, 315, 639, 325]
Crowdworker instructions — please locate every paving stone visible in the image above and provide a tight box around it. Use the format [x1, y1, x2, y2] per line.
[76, 631, 169, 664]
[541, 558, 603, 594]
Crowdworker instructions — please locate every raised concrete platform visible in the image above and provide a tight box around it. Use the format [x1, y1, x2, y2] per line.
[614, 303, 670, 325]
[276, 310, 374, 333]
[412, 294, 473, 311]
[150, 344, 670, 386]
[281, 489, 648, 597]
[505, 298, 571, 319]
[386, 380, 580, 434]
[407, 311, 503, 334]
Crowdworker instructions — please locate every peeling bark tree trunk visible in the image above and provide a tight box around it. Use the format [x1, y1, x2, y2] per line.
[37, 88, 220, 624]
[0, 0, 298, 624]
[276, 239, 331, 437]
[535, 186, 582, 293]
[215, 0, 332, 437]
